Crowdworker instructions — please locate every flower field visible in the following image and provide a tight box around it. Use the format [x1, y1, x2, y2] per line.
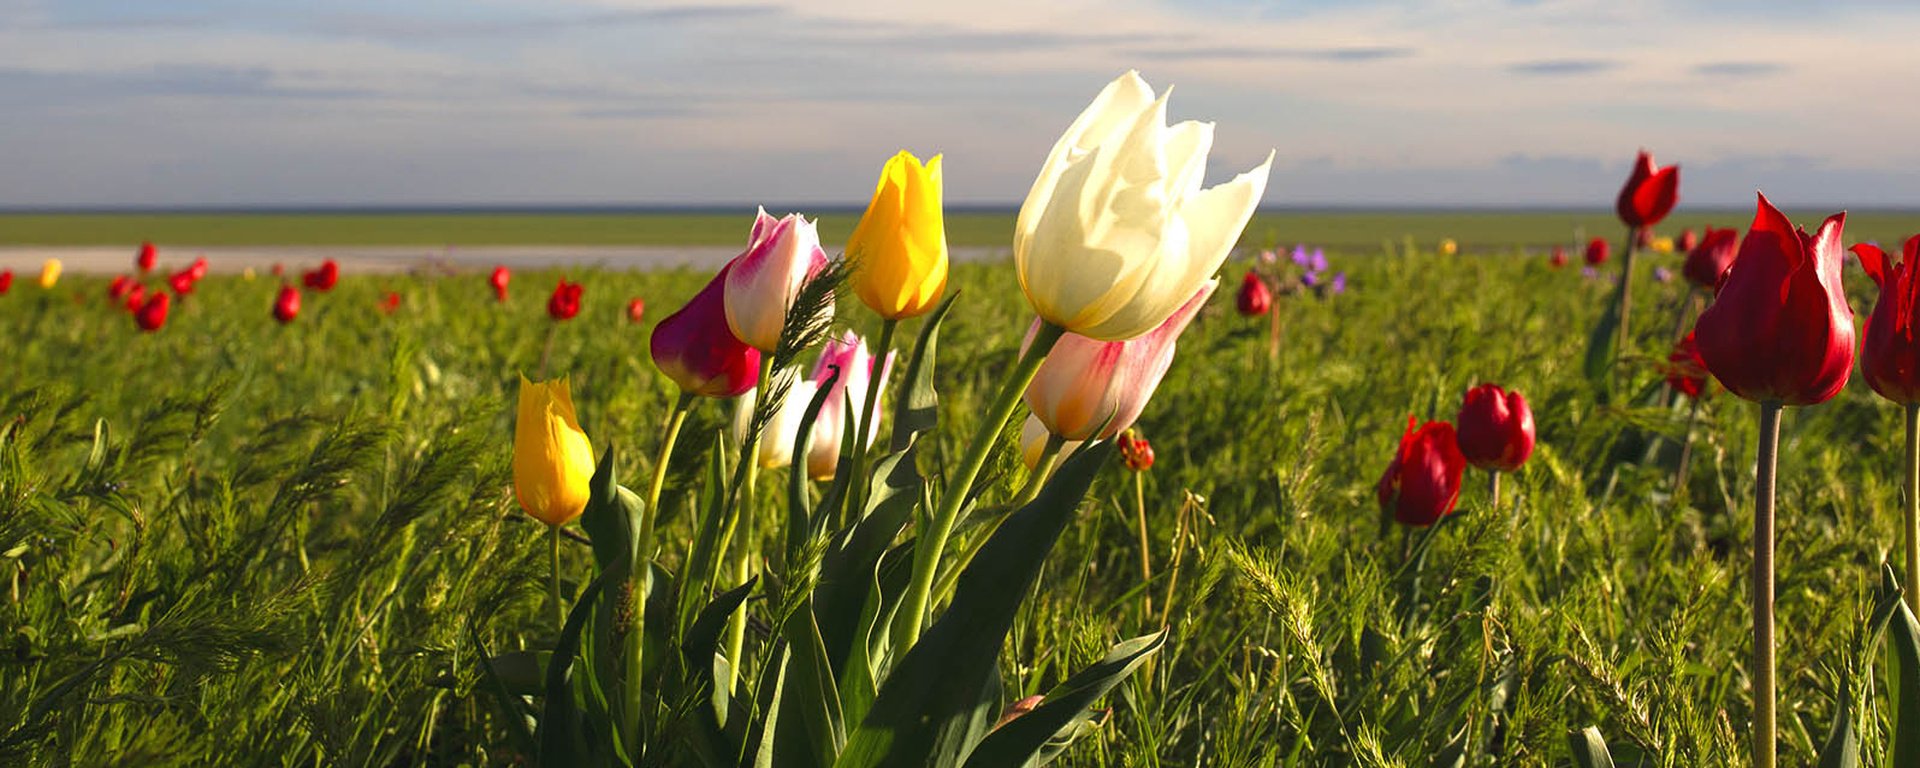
[4, 72, 1920, 768]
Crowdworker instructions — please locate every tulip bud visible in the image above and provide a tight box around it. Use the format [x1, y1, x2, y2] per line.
[1454, 384, 1535, 472]
[724, 209, 830, 351]
[1549, 246, 1568, 269]
[168, 268, 197, 296]
[1235, 270, 1272, 316]
[547, 279, 583, 321]
[651, 263, 762, 398]
[1025, 282, 1213, 441]
[108, 275, 133, 301]
[1676, 228, 1699, 252]
[380, 291, 401, 316]
[0, 270, 12, 294]
[271, 263, 285, 277]
[1014, 71, 1271, 342]
[303, 260, 339, 291]
[1616, 150, 1680, 229]
[134, 291, 170, 332]
[38, 259, 61, 289]
[188, 256, 209, 281]
[242, 267, 256, 281]
[1376, 416, 1465, 527]
[1694, 193, 1853, 405]
[848, 151, 949, 320]
[1584, 237, 1609, 266]
[513, 375, 595, 527]
[124, 284, 145, 312]
[1682, 227, 1739, 291]
[490, 265, 511, 302]
[733, 332, 894, 478]
[137, 241, 157, 273]
[1666, 331, 1709, 399]
[1439, 238, 1458, 256]
[626, 297, 646, 324]
[1118, 431, 1155, 471]
[1851, 236, 1920, 403]
[273, 285, 301, 324]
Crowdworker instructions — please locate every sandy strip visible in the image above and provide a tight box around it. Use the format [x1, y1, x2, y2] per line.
[0, 245, 1010, 275]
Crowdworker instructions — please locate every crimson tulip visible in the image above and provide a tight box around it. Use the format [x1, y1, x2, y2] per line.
[1695, 194, 1852, 405]
[134, 291, 169, 332]
[1667, 332, 1709, 399]
[271, 263, 285, 277]
[1676, 228, 1698, 252]
[1584, 237, 1609, 266]
[188, 256, 209, 281]
[168, 268, 197, 296]
[1549, 246, 1568, 269]
[1118, 431, 1154, 472]
[303, 260, 339, 291]
[626, 297, 646, 324]
[1615, 149, 1680, 229]
[1852, 236, 1920, 403]
[651, 263, 761, 398]
[1454, 384, 1534, 473]
[547, 279, 583, 321]
[1235, 270, 1271, 316]
[0, 270, 11, 294]
[273, 285, 301, 324]
[380, 291, 401, 316]
[489, 265, 510, 302]
[108, 275, 134, 301]
[124, 284, 145, 312]
[1682, 227, 1739, 291]
[1376, 416, 1465, 527]
[136, 241, 157, 273]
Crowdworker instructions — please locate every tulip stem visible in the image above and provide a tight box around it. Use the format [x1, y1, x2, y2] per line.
[1752, 400, 1782, 768]
[1675, 396, 1701, 498]
[722, 356, 775, 692]
[1011, 434, 1067, 508]
[548, 524, 564, 630]
[897, 321, 1066, 648]
[847, 318, 898, 521]
[1613, 226, 1640, 367]
[643, 392, 695, 551]
[934, 433, 1066, 603]
[1905, 403, 1920, 614]
[1267, 302, 1282, 363]
[1487, 470, 1501, 511]
[1133, 468, 1154, 619]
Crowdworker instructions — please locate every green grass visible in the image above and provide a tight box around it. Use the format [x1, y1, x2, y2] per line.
[0, 235, 1912, 766]
[7, 209, 1920, 250]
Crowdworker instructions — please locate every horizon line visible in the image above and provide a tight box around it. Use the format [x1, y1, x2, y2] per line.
[1, 203, 1910, 215]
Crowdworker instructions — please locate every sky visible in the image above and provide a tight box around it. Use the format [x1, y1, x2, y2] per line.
[3, 0, 1919, 209]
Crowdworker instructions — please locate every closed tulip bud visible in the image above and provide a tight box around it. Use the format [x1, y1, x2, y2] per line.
[1682, 227, 1739, 291]
[108, 275, 133, 301]
[513, 375, 595, 527]
[124, 284, 146, 312]
[1376, 416, 1465, 527]
[38, 259, 61, 289]
[651, 263, 762, 398]
[134, 291, 169, 332]
[725, 209, 830, 351]
[168, 268, 196, 296]
[380, 291, 401, 316]
[0, 270, 11, 294]
[303, 260, 339, 291]
[490, 265, 511, 302]
[1677, 228, 1699, 252]
[626, 297, 645, 324]
[1694, 193, 1853, 405]
[1852, 236, 1920, 403]
[1584, 237, 1609, 265]
[188, 256, 209, 281]
[734, 332, 895, 479]
[137, 241, 157, 273]
[271, 263, 285, 277]
[547, 279, 583, 321]
[1439, 238, 1458, 256]
[1549, 246, 1568, 268]
[1616, 150, 1680, 229]
[1235, 270, 1271, 316]
[848, 151, 949, 320]
[273, 285, 301, 324]
[1666, 331, 1709, 399]
[1118, 431, 1155, 471]
[1015, 71, 1271, 341]
[1025, 281, 1213, 441]
[1455, 384, 1535, 472]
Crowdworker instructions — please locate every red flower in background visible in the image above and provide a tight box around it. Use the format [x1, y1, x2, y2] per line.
[1676, 228, 1698, 252]
[124, 284, 146, 312]
[1682, 227, 1739, 291]
[1694, 193, 1853, 405]
[0, 270, 11, 294]
[134, 291, 170, 332]
[1615, 149, 1680, 229]
[1666, 331, 1709, 399]
[1852, 235, 1920, 403]
[1235, 270, 1272, 316]
[108, 275, 134, 301]
[137, 241, 158, 273]
[168, 268, 198, 296]
[188, 256, 209, 281]
[303, 260, 339, 291]
[547, 279, 583, 321]
[273, 285, 302, 324]
[489, 265, 511, 302]
[626, 296, 646, 324]
[379, 292, 402, 316]
[1376, 416, 1466, 527]
[1454, 384, 1535, 472]
[1118, 431, 1155, 471]
[1584, 237, 1609, 266]
[271, 263, 286, 277]
[1549, 246, 1568, 268]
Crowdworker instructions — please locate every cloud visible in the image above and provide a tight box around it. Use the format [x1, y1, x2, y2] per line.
[1506, 58, 1617, 75]
[1132, 44, 1415, 62]
[306, 4, 785, 41]
[1693, 61, 1785, 77]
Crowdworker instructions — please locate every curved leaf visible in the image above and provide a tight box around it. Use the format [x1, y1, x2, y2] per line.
[964, 631, 1165, 768]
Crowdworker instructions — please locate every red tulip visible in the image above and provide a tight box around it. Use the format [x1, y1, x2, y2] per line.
[188, 256, 209, 281]
[168, 268, 197, 296]
[651, 262, 762, 398]
[1676, 228, 1699, 252]
[1634, 227, 1655, 249]
[1615, 149, 1680, 229]
[136, 241, 157, 273]
[1584, 237, 1609, 266]
[108, 275, 134, 300]
[271, 263, 285, 277]
[1376, 416, 1466, 527]
[134, 291, 170, 332]
[489, 265, 510, 302]
[0, 270, 11, 294]
[379, 291, 402, 316]
[124, 284, 146, 312]
[1852, 235, 1920, 403]
[273, 285, 301, 324]
[303, 260, 339, 291]
[1694, 193, 1852, 405]
[1118, 431, 1155, 471]
[547, 279, 583, 321]
[1454, 384, 1535, 472]
[626, 297, 646, 324]
[1235, 270, 1272, 316]
[1682, 227, 1739, 291]
[1666, 331, 1709, 399]
[1549, 246, 1568, 268]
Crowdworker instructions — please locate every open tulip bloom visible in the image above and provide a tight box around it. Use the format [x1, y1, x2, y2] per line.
[725, 208, 832, 353]
[1377, 416, 1465, 528]
[1852, 234, 1920, 616]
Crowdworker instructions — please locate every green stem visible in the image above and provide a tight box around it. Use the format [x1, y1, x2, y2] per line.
[1752, 400, 1782, 768]
[847, 318, 898, 522]
[932, 433, 1066, 601]
[643, 392, 696, 550]
[537, 322, 558, 381]
[720, 355, 775, 691]
[549, 524, 564, 630]
[1906, 403, 1919, 614]
[1488, 470, 1501, 511]
[1133, 468, 1153, 619]
[1675, 396, 1700, 498]
[1614, 226, 1640, 363]
[897, 322, 1066, 647]
[1011, 434, 1067, 509]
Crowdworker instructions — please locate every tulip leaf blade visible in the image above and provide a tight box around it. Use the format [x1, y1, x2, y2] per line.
[679, 434, 734, 641]
[835, 444, 1113, 768]
[1567, 726, 1616, 768]
[963, 630, 1165, 768]
[1886, 572, 1920, 767]
[773, 597, 848, 767]
[1582, 292, 1620, 396]
[890, 292, 958, 453]
[539, 567, 613, 767]
[470, 628, 539, 759]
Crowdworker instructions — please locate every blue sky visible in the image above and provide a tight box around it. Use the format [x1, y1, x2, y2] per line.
[3, 0, 1918, 208]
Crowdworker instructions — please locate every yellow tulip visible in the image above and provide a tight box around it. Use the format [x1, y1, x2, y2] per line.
[513, 374, 595, 527]
[38, 259, 61, 289]
[1439, 239, 1458, 256]
[1015, 71, 1272, 342]
[1651, 236, 1675, 254]
[847, 151, 949, 320]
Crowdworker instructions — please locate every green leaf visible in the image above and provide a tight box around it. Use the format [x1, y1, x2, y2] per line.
[679, 434, 734, 641]
[774, 598, 848, 768]
[471, 628, 539, 759]
[1885, 570, 1920, 768]
[963, 631, 1165, 768]
[1583, 290, 1620, 396]
[889, 292, 958, 453]
[539, 568, 613, 767]
[836, 444, 1113, 768]
[579, 444, 631, 573]
[1567, 726, 1616, 768]
[787, 366, 841, 562]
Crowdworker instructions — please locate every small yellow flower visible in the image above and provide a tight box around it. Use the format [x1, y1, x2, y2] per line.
[847, 151, 949, 320]
[243, 267, 257, 281]
[513, 374, 595, 527]
[1438, 239, 1458, 256]
[38, 259, 61, 289]
[1651, 236, 1675, 254]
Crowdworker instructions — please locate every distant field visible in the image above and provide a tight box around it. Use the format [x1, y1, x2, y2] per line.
[7, 209, 1920, 250]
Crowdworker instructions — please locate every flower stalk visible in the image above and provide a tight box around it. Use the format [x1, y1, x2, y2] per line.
[1752, 400, 1782, 768]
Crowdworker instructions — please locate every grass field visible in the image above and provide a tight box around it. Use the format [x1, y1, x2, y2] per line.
[7, 209, 1920, 251]
[2, 230, 1915, 766]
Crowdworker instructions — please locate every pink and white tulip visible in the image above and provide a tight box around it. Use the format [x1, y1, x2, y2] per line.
[734, 331, 895, 479]
[724, 208, 832, 352]
[1023, 280, 1215, 441]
